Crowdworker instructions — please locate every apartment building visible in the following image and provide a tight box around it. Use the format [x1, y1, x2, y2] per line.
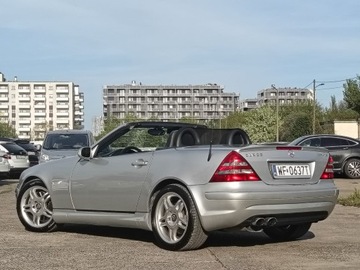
[239, 98, 258, 111]
[102, 81, 239, 123]
[0, 72, 84, 140]
[257, 87, 314, 106]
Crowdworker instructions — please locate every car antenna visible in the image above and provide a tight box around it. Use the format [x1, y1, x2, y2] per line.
[207, 128, 214, 161]
[207, 141, 213, 161]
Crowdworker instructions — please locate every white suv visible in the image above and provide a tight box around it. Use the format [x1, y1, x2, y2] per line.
[0, 142, 30, 176]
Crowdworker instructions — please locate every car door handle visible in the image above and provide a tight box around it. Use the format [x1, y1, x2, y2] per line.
[131, 159, 148, 167]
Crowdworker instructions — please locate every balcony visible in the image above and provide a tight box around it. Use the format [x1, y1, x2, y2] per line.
[34, 103, 46, 109]
[19, 118, 31, 124]
[34, 112, 46, 116]
[56, 96, 69, 102]
[18, 96, 31, 102]
[56, 88, 69, 94]
[34, 86, 46, 93]
[56, 112, 69, 117]
[18, 88, 31, 94]
[18, 127, 31, 132]
[0, 96, 9, 102]
[56, 118, 69, 124]
[0, 88, 8, 93]
[18, 104, 31, 109]
[34, 95, 46, 101]
[18, 112, 31, 117]
[74, 117, 84, 122]
[56, 104, 69, 109]
[0, 112, 9, 116]
[0, 104, 8, 109]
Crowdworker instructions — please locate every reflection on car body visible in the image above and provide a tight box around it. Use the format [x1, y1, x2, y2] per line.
[16, 122, 338, 251]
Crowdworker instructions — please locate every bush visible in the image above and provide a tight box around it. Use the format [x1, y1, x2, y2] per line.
[337, 189, 360, 207]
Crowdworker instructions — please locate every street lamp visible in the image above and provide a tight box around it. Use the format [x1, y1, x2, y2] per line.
[271, 84, 279, 142]
[312, 80, 325, 134]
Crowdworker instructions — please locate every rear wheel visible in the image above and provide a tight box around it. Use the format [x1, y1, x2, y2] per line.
[344, 158, 360, 179]
[263, 223, 312, 241]
[16, 179, 58, 232]
[151, 184, 208, 251]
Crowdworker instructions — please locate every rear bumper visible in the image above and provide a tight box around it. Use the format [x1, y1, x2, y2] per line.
[189, 181, 339, 232]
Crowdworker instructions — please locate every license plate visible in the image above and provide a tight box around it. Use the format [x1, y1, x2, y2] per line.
[16, 155, 27, 159]
[272, 164, 311, 178]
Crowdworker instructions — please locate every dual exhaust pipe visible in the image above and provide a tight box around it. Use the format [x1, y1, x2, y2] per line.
[251, 217, 277, 227]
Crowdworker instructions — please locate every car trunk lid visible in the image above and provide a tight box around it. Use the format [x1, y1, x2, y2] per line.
[238, 145, 331, 185]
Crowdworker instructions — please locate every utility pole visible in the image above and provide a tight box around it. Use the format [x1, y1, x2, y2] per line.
[271, 84, 279, 142]
[312, 79, 324, 134]
[313, 79, 316, 134]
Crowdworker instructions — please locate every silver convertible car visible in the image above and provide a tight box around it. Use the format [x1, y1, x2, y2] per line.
[16, 122, 339, 251]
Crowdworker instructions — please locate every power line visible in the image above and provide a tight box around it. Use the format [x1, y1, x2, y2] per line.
[317, 76, 357, 84]
[316, 86, 343, 91]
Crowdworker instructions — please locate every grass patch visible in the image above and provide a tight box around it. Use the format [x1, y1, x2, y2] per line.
[337, 189, 360, 207]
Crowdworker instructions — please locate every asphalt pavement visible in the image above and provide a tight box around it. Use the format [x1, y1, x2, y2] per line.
[0, 178, 359, 270]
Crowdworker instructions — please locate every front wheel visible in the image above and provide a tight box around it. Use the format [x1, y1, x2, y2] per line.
[16, 179, 58, 232]
[344, 158, 360, 179]
[263, 223, 312, 241]
[151, 184, 208, 251]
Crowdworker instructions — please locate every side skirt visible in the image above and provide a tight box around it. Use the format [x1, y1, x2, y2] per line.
[53, 209, 152, 231]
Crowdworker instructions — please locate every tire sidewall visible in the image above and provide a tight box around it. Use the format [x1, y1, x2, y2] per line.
[151, 184, 195, 251]
[16, 178, 57, 232]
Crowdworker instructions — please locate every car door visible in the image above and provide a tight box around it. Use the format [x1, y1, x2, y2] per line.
[320, 137, 350, 171]
[70, 151, 153, 212]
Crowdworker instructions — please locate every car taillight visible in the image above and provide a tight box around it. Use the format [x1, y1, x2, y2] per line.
[2, 154, 11, 159]
[210, 151, 260, 182]
[320, 155, 334, 179]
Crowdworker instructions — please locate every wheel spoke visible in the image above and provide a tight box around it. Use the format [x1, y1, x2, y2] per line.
[169, 227, 179, 242]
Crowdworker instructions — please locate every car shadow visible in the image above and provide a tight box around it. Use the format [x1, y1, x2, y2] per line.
[59, 224, 315, 248]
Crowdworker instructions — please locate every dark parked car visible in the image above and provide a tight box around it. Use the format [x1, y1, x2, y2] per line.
[289, 134, 360, 178]
[12, 139, 40, 166]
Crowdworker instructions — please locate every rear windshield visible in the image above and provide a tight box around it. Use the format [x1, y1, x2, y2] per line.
[1, 143, 27, 155]
[43, 134, 89, 150]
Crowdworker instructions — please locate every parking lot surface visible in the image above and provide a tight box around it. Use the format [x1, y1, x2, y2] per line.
[1, 178, 359, 270]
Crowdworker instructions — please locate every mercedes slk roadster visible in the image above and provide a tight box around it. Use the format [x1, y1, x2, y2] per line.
[15, 122, 339, 251]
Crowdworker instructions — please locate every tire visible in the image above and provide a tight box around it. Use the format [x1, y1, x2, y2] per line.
[151, 184, 208, 251]
[344, 158, 360, 179]
[263, 223, 312, 241]
[16, 179, 58, 232]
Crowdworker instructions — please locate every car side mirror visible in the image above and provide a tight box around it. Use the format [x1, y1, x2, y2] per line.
[78, 147, 91, 159]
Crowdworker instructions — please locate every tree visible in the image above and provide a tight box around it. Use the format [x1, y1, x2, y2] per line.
[280, 112, 312, 142]
[343, 76, 360, 114]
[242, 106, 277, 143]
[0, 122, 17, 138]
[324, 95, 359, 121]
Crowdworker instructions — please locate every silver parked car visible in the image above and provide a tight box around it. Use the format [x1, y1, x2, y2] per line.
[39, 129, 95, 163]
[16, 122, 339, 251]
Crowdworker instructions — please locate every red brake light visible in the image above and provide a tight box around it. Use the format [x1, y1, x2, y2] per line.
[276, 146, 302, 151]
[320, 155, 334, 179]
[210, 151, 260, 182]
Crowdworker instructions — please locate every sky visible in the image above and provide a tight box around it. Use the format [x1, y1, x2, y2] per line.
[1, 0, 360, 130]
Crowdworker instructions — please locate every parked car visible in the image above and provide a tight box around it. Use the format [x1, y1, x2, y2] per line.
[0, 150, 11, 179]
[0, 141, 29, 176]
[16, 122, 338, 251]
[39, 129, 95, 163]
[12, 139, 40, 166]
[289, 134, 360, 178]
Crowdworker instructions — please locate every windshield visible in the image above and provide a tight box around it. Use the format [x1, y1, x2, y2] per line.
[43, 134, 89, 150]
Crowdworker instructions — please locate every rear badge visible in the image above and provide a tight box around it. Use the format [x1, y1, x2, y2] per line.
[288, 150, 295, 158]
